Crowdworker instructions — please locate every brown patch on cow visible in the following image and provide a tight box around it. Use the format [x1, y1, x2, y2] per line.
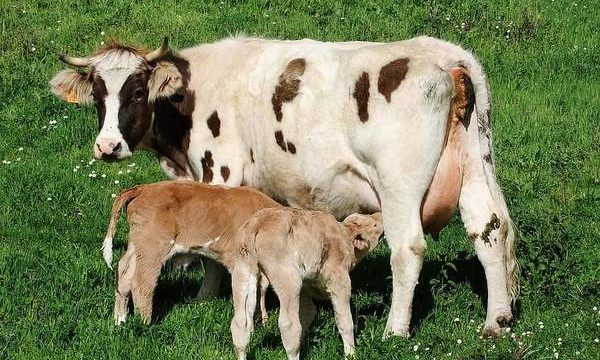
[271, 58, 306, 122]
[200, 150, 214, 183]
[250, 148, 255, 163]
[481, 213, 501, 244]
[468, 233, 479, 241]
[483, 153, 493, 164]
[287, 142, 296, 154]
[274, 130, 287, 152]
[353, 72, 370, 122]
[220, 166, 230, 182]
[378, 58, 409, 103]
[449, 67, 476, 129]
[206, 110, 220, 137]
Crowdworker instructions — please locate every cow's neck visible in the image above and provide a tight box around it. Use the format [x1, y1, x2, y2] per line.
[142, 92, 197, 180]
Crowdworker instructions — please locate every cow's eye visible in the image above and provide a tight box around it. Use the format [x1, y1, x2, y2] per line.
[134, 88, 145, 102]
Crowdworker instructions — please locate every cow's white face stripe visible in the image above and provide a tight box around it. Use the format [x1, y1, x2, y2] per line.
[91, 51, 144, 158]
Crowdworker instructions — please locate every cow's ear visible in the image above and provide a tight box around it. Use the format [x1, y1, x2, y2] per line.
[148, 61, 183, 101]
[49, 69, 93, 105]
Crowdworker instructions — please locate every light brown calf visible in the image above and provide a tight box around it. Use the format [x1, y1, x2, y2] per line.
[229, 208, 384, 360]
[102, 180, 280, 324]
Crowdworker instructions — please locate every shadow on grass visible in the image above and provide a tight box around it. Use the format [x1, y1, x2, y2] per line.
[350, 250, 488, 334]
[151, 259, 232, 324]
[148, 250, 493, 347]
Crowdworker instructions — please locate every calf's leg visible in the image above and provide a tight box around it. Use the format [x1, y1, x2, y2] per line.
[328, 272, 355, 357]
[269, 269, 303, 360]
[299, 288, 316, 340]
[258, 272, 270, 324]
[196, 258, 225, 300]
[230, 262, 259, 360]
[114, 247, 136, 325]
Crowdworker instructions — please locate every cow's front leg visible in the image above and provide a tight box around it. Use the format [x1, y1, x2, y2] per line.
[197, 258, 226, 300]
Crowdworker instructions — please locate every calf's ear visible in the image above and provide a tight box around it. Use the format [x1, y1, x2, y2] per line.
[148, 61, 183, 101]
[353, 234, 369, 251]
[49, 69, 93, 105]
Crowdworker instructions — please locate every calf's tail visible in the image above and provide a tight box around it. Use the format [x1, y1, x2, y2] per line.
[102, 186, 142, 269]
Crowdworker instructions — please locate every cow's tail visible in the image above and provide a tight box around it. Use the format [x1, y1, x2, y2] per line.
[462, 58, 520, 304]
[102, 186, 142, 269]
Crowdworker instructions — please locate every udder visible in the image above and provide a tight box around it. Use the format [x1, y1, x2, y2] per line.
[421, 67, 474, 237]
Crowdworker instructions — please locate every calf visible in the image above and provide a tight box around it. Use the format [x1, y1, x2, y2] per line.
[101, 180, 280, 324]
[229, 208, 384, 360]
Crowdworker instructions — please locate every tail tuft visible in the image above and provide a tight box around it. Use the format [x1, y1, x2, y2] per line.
[102, 236, 113, 269]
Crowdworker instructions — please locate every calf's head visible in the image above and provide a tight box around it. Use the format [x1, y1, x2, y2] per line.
[343, 212, 384, 260]
[49, 38, 183, 159]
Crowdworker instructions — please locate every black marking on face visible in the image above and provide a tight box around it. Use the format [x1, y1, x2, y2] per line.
[91, 75, 108, 130]
[117, 72, 152, 149]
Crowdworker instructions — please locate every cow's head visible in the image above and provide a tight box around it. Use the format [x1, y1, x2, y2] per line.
[49, 38, 183, 159]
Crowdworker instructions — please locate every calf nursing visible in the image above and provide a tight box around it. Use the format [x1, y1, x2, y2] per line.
[230, 208, 384, 360]
[101, 180, 280, 324]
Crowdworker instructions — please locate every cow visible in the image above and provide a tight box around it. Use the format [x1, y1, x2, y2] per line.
[50, 35, 518, 337]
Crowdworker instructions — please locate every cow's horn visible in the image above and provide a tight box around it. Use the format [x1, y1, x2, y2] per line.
[59, 54, 90, 67]
[145, 37, 170, 62]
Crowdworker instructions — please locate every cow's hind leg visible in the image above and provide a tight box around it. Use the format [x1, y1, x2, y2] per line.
[460, 176, 516, 337]
[372, 67, 453, 338]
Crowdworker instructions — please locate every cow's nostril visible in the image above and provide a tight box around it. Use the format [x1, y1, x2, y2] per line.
[113, 142, 122, 152]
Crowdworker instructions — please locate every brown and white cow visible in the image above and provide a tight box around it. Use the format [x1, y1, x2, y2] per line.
[50, 36, 518, 337]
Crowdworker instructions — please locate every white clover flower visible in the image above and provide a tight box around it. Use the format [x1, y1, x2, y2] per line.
[413, 345, 419, 351]
[118, 170, 123, 175]
[594, 306, 598, 311]
[18, 147, 23, 151]
[594, 338, 599, 343]
[111, 193, 116, 198]
[114, 180, 120, 184]
[126, 169, 131, 173]
[46, 197, 52, 201]
[457, 339, 462, 344]
[100, 31, 105, 36]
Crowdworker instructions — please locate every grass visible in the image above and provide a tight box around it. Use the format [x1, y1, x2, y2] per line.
[0, 0, 599, 359]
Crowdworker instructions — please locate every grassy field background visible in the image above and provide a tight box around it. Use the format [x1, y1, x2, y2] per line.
[1, 0, 598, 359]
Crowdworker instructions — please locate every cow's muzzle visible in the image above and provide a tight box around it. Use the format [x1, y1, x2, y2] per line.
[94, 138, 129, 160]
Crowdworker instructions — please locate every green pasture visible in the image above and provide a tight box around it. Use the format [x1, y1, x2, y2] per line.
[0, 0, 598, 359]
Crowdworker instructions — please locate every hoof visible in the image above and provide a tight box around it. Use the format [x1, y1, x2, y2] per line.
[383, 327, 410, 340]
[496, 314, 513, 328]
[481, 325, 501, 339]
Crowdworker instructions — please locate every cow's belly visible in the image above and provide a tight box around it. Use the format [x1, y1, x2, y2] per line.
[255, 158, 381, 220]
